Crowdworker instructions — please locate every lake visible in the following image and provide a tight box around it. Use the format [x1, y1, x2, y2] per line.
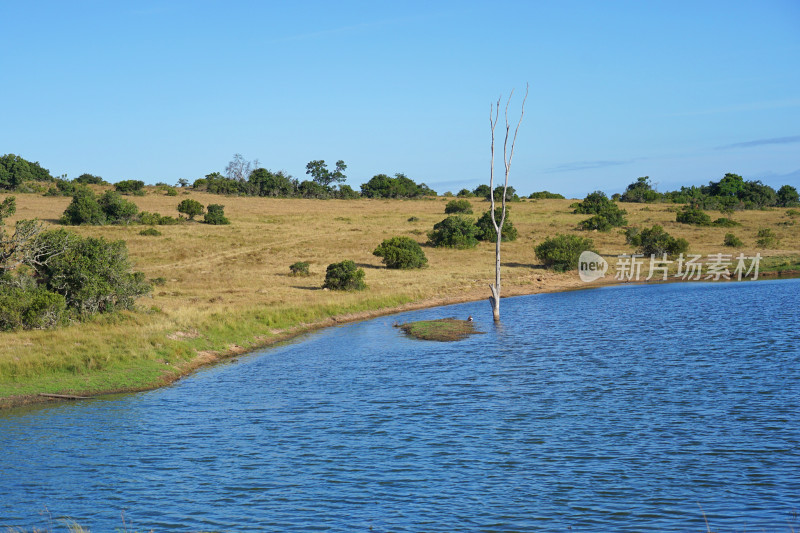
[1, 278, 798, 531]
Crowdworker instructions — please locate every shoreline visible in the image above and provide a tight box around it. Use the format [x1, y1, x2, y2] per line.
[2, 269, 796, 411]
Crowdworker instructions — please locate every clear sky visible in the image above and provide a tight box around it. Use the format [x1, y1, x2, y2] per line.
[2, 1, 798, 198]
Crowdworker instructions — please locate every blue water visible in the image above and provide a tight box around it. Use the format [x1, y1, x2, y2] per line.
[1, 279, 799, 532]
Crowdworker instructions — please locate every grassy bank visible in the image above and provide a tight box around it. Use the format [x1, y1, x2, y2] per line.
[2, 191, 798, 406]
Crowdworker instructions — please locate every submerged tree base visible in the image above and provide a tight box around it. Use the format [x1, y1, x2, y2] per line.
[396, 318, 482, 341]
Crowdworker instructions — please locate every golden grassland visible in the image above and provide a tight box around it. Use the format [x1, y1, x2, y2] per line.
[1, 189, 799, 406]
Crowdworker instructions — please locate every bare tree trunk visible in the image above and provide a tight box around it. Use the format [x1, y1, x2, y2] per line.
[488, 84, 528, 321]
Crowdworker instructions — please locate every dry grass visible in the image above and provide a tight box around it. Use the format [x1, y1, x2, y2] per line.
[1, 190, 798, 403]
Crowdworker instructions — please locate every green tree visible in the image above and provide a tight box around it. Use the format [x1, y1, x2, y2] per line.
[676, 204, 711, 225]
[98, 191, 138, 224]
[620, 176, 660, 203]
[306, 160, 347, 188]
[60, 189, 106, 225]
[204, 204, 230, 225]
[114, 180, 145, 195]
[777, 185, 800, 207]
[74, 173, 105, 185]
[323, 260, 366, 290]
[373, 236, 428, 269]
[35, 234, 151, 315]
[476, 208, 518, 242]
[248, 168, 297, 197]
[0, 154, 54, 190]
[177, 199, 205, 220]
[472, 184, 491, 198]
[535, 234, 597, 272]
[427, 216, 479, 249]
[630, 225, 689, 256]
[444, 199, 473, 214]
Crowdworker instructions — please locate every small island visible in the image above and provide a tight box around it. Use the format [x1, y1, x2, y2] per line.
[396, 318, 482, 341]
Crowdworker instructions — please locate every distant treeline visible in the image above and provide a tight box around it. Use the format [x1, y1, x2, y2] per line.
[616, 175, 799, 209]
[2, 153, 797, 208]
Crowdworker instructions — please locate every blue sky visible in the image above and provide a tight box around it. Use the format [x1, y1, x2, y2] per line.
[2, 1, 798, 198]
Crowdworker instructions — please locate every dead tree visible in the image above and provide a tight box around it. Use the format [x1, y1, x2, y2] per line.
[488, 84, 528, 321]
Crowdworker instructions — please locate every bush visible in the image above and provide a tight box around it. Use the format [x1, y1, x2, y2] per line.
[0, 284, 66, 331]
[139, 227, 161, 236]
[74, 173, 105, 185]
[139, 211, 181, 225]
[177, 199, 204, 220]
[60, 188, 106, 225]
[114, 180, 145, 195]
[444, 199, 473, 214]
[712, 217, 740, 227]
[635, 225, 689, 256]
[204, 204, 230, 225]
[776, 185, 800, 207]
[534, 234, 597, 272]
[529, 191, 565, 199]
[98, 190, 138, 224]
[676, 205, 712, 225]
[373, 236, 428, 269]
[289, 261, 310, 276]
[427, 215, 479, 249]
[475, 208, 518, 242]
[35, 233, 152, 315]
[165, 187, 178, 196]
[578, 214, 613, 232]
[574, 191, 627, 228]
[723, 233, 743, 247]
[756, 228, 779, 248]
[323, 260, 366, 290]
[456, 189, 474, 198]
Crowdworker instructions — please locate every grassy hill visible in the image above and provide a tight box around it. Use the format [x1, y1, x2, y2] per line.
[1, 189, 798, 405]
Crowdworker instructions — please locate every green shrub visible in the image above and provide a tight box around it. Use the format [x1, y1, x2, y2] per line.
[373, 236, 428, 269]
[776, 185, 800, 207]
[204, 204, 230, 225]
[60, 188, 106, 225]
[456, 189, 475, 198]
[192, 178, 208, 190]
[444, 199, 473, 214]
[427, 215, 479, 249]
[712, 217, 740, 227]
[624, 226, 641, 246]
[165, 187, 178, 196]
[139, 227, 161, 236]
[574, 191, 627, 228]
[35, 233, 152, 316]
[289, 261, 310, 276]
[323, 260, 366, 290]
[787, 209, 800, 218]
[676, 205, 712, 225]
[636, 225, 689, 256]
[177, 199, 204, 220]
[723, 233, 743, 247]
[0, 283, 66, 331]
[756, 228, 779, 248]
[475, 208, 518, 242]
[114, 179, 145, 195]
[73, 173, 105, 185]
[534, 234, 597, 272]
[98, 190, 138, 224]
[138, 211, 181, 225]
[529, 191, 565, 199]
[578, 214, 613, 232]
